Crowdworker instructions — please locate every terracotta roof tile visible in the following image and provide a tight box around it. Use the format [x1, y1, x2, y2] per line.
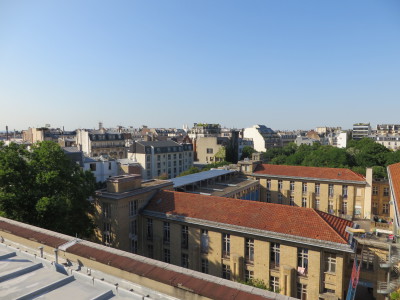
[388, 163, 400, 214]
[0, 221, 68, 248]
[253, 164, 366, 182]
[145, 191, 353, 244]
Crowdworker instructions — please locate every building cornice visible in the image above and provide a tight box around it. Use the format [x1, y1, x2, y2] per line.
[252, 173, 366, 186]
[96, 182, 173, 200]
[142, 210, 354, 253]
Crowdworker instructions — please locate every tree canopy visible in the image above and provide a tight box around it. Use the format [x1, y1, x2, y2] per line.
[240, 146, 256, 160]
[263, 139, 400, 179]
[0, 141, 96, 237]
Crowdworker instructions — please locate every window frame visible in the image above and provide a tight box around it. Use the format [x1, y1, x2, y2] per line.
[163, 222, 170, 244]
[270, 243, 280, 268]
[222, 233, 230, 258]
[245, 238, 254, 264]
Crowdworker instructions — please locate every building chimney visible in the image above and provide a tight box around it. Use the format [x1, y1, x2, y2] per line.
[106, 175, 142, 193]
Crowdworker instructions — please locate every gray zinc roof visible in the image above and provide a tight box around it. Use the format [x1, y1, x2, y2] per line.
[136, 140, 181, 147]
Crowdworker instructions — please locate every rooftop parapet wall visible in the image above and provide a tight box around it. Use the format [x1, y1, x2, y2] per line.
[0, 217, 290, 300]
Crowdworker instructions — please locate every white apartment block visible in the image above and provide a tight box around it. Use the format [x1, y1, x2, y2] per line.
[243, 125, 281, 153]
[83, 156, 119, 182]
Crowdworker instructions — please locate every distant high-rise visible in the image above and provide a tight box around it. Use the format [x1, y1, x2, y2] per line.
[352, 123, 371, 140]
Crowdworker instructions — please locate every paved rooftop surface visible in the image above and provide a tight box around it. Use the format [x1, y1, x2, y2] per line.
[189, 177, 259, 197]
[0, 244, 159, 300]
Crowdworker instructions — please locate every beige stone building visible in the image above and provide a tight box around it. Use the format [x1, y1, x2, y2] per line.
[194, 136, 229, 164]
[139, 190, 356, 300]
[371, 179, 391, 219]
[240, 162, 373, 220]
[128, 140, 194, 179]
[93, 174, 393, 299]
[93, 174, 173, 251]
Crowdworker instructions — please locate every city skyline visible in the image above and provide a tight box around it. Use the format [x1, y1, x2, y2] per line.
[1, 1, 399, 131]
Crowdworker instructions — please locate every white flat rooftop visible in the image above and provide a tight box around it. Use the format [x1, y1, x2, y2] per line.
[0, 243, 177, 300]
[171, 169, 236, 188]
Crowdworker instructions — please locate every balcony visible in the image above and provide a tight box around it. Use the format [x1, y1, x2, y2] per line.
[377, 281, 399, 294]
[379, 244, 400, 268]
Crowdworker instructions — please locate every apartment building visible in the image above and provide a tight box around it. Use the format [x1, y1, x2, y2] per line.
[83, 156, 119, 182]
[243, 125, 281, 152]
[374, 135, 400, 151]
[241, 163, 372, 220]
[371, 180, 391, 219]
[377, 124, 400, 135]
[23, 127, 76, 145]
[139, 190, 354, 300]
[188, 123, 221, 138]
[195, 136, 229, 164]
[76, 129, 127, 159]
[277, 132, 298, 147]
[93, 175, 173, 251]
[352, 123, 371, 140]
[93, 175, 393, 299]
[129, 140, 193, 179]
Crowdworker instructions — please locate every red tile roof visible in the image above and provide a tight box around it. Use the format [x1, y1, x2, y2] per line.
[388, 163, 400, 214]
[253, 164, 366, 182]
[0, 220, 68, 247]
[146, 191, 353, 244]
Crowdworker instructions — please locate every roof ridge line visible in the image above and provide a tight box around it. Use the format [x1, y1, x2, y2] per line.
[347, 168, 366, 180]
[312, 210, 349, 244]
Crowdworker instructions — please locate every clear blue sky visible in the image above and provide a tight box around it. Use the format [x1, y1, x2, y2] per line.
[1, 0, 399, 131]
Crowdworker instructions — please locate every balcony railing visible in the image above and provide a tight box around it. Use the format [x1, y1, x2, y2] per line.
[377, 281, 399, 294]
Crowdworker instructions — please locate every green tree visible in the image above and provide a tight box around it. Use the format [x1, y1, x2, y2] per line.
[240, 146, 256, 160]
[386, 150, 400, 166]
[0, 142, 35, 223]
[391, 290, 400, 300]
[178, 167, 200, 177]
[0, 141, 96, 237]
[347, 138, 390, 167]
[202, 161, 231, 171]
[301, 146, 350, 168]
